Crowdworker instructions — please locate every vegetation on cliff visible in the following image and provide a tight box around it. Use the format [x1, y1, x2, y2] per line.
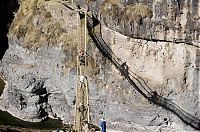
[101, 0, 153, 24]
[9, 0, 79, 51]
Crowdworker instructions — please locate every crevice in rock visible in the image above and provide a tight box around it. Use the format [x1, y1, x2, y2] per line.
[0, 78, 5, 96]
[0, 0, 19, 60]
[127, 35, 200, 48]
[19, 94, 27, 110]
[38, 106, 48, 119]
[31, 81, 46, 95]
[38, 93, 50, 104]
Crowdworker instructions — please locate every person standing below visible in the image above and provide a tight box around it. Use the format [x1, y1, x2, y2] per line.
[99, 118, 106, 132]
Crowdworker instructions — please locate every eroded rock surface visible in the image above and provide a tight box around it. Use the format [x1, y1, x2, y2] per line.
[89, 0, 200, 45]
[0, 0, 199, 131]
[0, 0, 80, 123]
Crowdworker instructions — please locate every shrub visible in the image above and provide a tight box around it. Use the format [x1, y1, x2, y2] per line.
[101, 0, 122, 16]
[123, 4, 153, 23]
[9, 0, 80, 51]
[101, 1, 153, 24]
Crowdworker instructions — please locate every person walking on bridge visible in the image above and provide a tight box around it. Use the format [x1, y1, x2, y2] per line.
[79, 49, 86, 66]
[121, 62, 129, 79]
[79, 75, 87, 88]
[85, 0, 91, 12]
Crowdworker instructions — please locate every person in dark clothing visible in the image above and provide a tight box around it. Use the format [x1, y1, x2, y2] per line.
[150, 91, 158, 101]
[99, 118, 106, 132]
[78, 103, 86, 113]
[73, 96, 76, 105]
[121, 62, 129, 78]
[79, 49, 86, 66]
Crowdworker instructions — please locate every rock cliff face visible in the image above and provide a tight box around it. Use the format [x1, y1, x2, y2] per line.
[0, 0, 199, 131]
[0, 0, 81, 123]
[100, 24, 200, 130]
[90, 0, 200, 44]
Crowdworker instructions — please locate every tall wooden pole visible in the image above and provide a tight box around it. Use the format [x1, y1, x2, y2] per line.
[86, 80, 90, 124]
[84, 9, 87, 65]
[74, 56, 79, 130]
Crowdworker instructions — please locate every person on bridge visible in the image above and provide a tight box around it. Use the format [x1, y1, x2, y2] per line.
[121, 62, 129, 79]
[99, 118, 106, 132]
[85, 0, 91, 12]
[83, 120, 89, 132]
[150, 91, 158, 101]
[79, 49, 86, 66]
[79, 75, 87, 88]
[78, 102, 86, 113]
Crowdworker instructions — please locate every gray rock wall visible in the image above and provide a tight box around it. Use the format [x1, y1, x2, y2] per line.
[0, 0, 81, 123]
[101, 24, 200, 118]
[0, 44, 74, 122]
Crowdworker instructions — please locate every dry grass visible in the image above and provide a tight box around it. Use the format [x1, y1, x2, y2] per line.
[9, 0, 99, 74]
[100, 1, 152, 24]
[101, 0, 122, 16]
[11, 6, 59, 49]
[9, 0, 80, 52]
[8, 0, 82, 71]
[123, 4, 153, 22]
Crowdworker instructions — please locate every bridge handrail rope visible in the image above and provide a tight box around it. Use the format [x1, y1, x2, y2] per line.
[87, 16, 153, 95]
[154, 95, 200, 126]
[87, 20, 152, 95]
[96, 35, 151, 95]
[87, 16, 123, 63]
[87, 18, 200, 130]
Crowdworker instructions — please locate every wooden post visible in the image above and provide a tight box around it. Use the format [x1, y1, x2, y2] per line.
[86, 79, 90, 124]
[84, 9, 87, 65]
[74, 56, 79, 131]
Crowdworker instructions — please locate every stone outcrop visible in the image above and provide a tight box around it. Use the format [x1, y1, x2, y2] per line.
[0, 0, 199, 131]
[0, 0, 81, 123]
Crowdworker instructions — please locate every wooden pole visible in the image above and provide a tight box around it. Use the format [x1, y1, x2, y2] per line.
[74, 56, 79, 131]
[86, 79, 90, 124]
[84, 10, 87, 65]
